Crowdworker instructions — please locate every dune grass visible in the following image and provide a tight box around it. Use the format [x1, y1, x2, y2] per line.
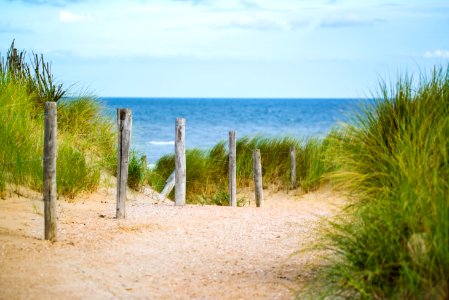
[127, 150, 147, 191]
[0, 79, 43, 194]
[0, 43, 116, 199]
[146, 135, 332, 204]
[320, 66, 449, 299]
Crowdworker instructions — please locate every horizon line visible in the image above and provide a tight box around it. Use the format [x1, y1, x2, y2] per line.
[95, 96, 371, 100]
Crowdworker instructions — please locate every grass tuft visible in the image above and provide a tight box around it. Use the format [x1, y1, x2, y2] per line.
[0, 42, 116, 198]
[127, 151, 147, 191]
[322, 65, 449, 299]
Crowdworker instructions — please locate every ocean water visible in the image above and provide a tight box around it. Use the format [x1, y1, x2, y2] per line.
[101, 98, 364, 164]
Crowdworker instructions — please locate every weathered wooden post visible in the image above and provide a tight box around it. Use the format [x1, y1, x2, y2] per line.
[253, 149, 263, 208]
[175, 118, 186, 206]
[160, 170, 175, 199]
[43, 102, 57, 242]
[228, 130, 237, 207]
[116, 108, 132, 219]
[290, 146, 296, 189]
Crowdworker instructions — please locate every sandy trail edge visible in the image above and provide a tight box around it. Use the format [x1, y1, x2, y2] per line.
[0, 187, 344, 299]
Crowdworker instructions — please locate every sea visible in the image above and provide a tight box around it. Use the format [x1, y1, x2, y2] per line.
[101, 98, 365, 164]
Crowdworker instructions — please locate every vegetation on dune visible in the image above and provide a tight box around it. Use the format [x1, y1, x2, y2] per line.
[146, 135, 332, 204]
[0, 42, 116, 198]
[321, 66, 449, 299]
[127, 150, 147, 191]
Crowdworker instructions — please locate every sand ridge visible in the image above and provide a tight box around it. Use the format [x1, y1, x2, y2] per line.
[0, 186, 344, 299]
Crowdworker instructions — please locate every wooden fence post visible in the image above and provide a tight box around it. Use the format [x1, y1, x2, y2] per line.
[44, 102, 57, 242]
[290, 146, 296, 189]
[175, 118, 186, 206]
[229, 130, 237, 207]
[116, 108, 132, 219]
[253, 149, 264, 208]
[160, 170, 176, 199]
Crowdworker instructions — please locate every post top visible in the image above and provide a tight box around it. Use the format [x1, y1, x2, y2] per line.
[45, 101, 57, 108]
[176, 118, 186, 125]
[117, 108, 132, 120]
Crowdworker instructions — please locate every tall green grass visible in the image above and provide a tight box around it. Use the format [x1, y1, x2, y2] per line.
[0, 79, 43, 194]
[323, 66, 449, 299]
[147, 136, 332, 204]
[127, 151, 147, 191]
[0, 43, 116, 199]
[57, 97, 117, 172]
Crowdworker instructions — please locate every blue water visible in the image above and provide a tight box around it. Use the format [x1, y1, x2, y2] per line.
[100, 98, 364, 164]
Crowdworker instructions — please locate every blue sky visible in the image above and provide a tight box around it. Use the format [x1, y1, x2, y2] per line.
[1, 0, 448, 98]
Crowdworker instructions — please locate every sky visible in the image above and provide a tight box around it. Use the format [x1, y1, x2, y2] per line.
[0, 0, 448, 98]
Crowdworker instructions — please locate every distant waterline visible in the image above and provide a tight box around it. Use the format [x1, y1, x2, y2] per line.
[101, 98, 365, 163]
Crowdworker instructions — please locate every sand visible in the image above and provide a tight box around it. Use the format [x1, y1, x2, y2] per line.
[0, 186, 344, 299]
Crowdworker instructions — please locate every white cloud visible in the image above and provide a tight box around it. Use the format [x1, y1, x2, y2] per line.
[214, 16, 300, 31]
[59, 10, 86, 23]
[424, 49, 449, 59]
[320, 14, 383, 28]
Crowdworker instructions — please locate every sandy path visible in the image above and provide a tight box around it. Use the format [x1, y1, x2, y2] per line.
[0, 187, 344, 299]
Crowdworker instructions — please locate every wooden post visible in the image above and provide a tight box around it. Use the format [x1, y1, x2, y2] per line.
[253, 149, 264, 208]
[160, 170, 176, 199]
[228, 130, 237, 207]
[175, 118, 186, 206]
[290, 146, 296, 189]
[116, 108, 132, 219]
[43, 102, 57, 242]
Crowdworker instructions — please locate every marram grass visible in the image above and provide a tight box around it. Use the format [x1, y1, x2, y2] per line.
[0, 43, 116, 199]
[321, 66, 449, 299]
[146, 135, 333, 204]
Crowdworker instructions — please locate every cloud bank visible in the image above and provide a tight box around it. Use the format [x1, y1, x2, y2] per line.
[424, 49, 449, 59]
[59, 10, 86, 23]
[6, 0, 82, 6]
[320, 15, 384, 28]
